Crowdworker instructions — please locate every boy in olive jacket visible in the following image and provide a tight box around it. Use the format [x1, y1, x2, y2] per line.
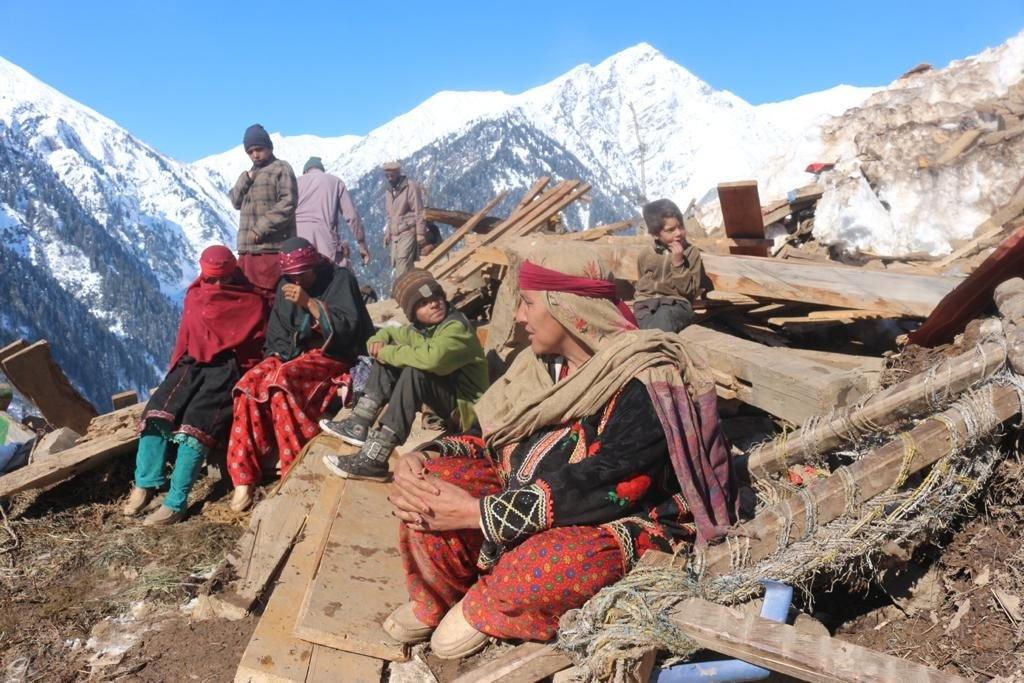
[322, 269, 488, 481]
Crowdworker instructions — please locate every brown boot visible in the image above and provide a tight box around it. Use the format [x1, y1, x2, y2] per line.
[382, 602, 434, 644]
[143, 505, 185, 526]
[123, 487, 155, 517]
[430, 600, 489, 659]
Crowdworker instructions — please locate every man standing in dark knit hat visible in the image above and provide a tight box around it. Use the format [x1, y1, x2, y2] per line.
[230, 123, 298, 300]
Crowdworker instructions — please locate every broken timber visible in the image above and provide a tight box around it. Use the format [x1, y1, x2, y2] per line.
[0, 403, 141, 499]
[1, 340, 98, 433]
[470, 237, 962, 319]
[219, 436, 358, 614]
[718, 181, 768, 257]
[679, 325, 880, 424]
[421, 191, 509, 270]
[747, 329, 1010, 479]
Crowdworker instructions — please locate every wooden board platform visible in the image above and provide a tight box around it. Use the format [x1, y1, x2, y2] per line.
[235, 466, 384, 683]
[222, 435, 358, 614]
[718, 181, 768, 257]
[294, 478, 409, 662]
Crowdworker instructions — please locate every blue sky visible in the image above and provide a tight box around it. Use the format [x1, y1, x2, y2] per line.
[2, 1, 1021, 162]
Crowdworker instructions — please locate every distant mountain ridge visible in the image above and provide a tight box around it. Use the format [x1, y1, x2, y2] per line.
[0, 43, 880, 407]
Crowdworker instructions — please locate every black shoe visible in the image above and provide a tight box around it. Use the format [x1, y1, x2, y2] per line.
[320, 416, 369, 447]
[322, 451, 390, 482]
[322, 426, 400, 482]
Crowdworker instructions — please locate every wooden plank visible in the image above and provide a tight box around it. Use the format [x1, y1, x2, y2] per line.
[448, 182, 591, 283]
[434, 181, 577, 280]
[0, 339, 28, 365]
[806, 309, 892, 320]
[935, 128, 982, 165]
[452, 642, 571, 683]
[1, 340, 97, 433]
[512, 176, 552, 213]
[669, 597, 968, 683]
[933, 182, 1024, 270]
[424, 207, 504, 233]
[111, 390, 140, 411]
[702, 253, 960, 319]
[0, 403, 141, 498]
[235, 469, 384, 683]
[471, 236, 960, 319]
[567, 220, 635, 241]
[294, 478, 409, 662]
[707, 384, 1021, 576]
[221, 436, 357, 614]
[748, 337, 1007, 479]
[718, 181, 767, 256]
[679, 325, 878, 424]
[421, 191, 509, 270]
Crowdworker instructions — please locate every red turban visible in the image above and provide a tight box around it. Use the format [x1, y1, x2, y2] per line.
[199, 245, 237, 278]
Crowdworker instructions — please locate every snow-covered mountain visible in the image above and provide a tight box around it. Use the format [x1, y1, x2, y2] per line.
[7, 35, 1020, 408]
[0, 56, 238, 408]
[197, 44, 876, 215]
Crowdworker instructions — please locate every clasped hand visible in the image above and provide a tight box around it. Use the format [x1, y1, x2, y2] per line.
[282, 283, 310, 308]
[388, 452, 480, 531]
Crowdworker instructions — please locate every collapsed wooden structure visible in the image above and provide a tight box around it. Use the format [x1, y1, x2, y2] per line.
[4, 174, 1024, 682]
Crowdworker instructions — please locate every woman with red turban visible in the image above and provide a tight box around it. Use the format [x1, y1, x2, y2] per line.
[123, 245, 268, 525]
[382, 245, 736, 659]
[226, 237, 374, 512]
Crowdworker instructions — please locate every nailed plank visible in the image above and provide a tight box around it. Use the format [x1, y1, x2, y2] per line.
[669, 597, 968, 683]
[718, 181, 767, 256]
[421, 192, 509, 270]
[1, 340, 97, 433]
[679, 325, 878, 424]
[0, 403, 141, 498]
[294, 478, 409, 662]
[567, 220, 635, 241]
[221, 436, 357, 614]
[234, 467, 384, 683]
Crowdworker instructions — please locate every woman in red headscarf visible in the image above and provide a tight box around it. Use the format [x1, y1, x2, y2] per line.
[382, 245, 736, 660]
[225, 237, 374, 512]
[123, 245, 268, 525]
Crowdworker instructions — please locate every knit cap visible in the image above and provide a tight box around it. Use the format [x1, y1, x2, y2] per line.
[303, 156, 325, 173]
[243, 124, 273, 151]
[392, 269, 445, 320]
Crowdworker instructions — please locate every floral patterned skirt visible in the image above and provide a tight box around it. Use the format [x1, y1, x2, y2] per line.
[226, 350, 349, 486]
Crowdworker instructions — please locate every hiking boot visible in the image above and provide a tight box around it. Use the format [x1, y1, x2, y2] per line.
[430, 600, 489, 659]
[319, 395, 383, 447]
[123, 487, 155, 517]
[230, 484, 254, 513]
[382, 602, 434, 644]
[321, 426, 399, 482]
[142, 505, 185, 526]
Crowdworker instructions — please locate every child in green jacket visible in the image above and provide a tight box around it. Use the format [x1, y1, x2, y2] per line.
[321, 269, 488, 481]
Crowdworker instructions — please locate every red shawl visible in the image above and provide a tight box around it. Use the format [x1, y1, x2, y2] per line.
[170, 251, 268, 370]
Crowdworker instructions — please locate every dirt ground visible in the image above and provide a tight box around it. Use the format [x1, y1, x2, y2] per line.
[0, 454, 253, 682]
[827, 456, 1024, 680]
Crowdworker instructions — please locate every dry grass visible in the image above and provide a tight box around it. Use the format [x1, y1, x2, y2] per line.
[0, 454, 245, 679]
